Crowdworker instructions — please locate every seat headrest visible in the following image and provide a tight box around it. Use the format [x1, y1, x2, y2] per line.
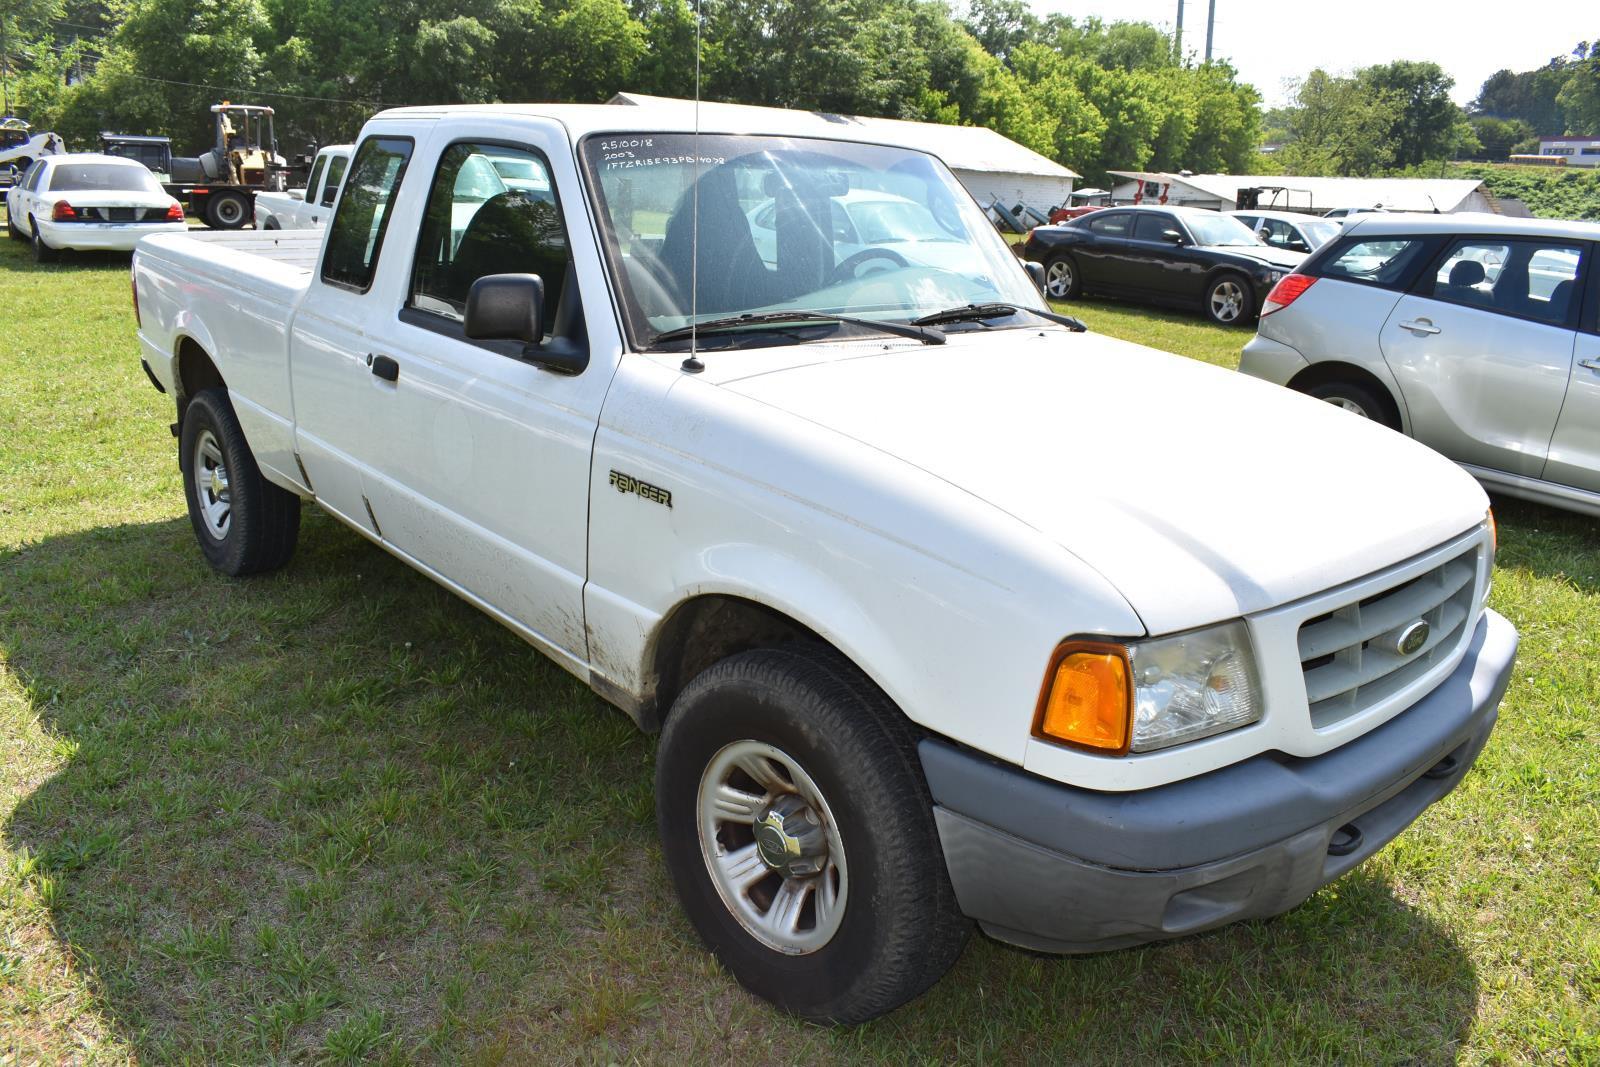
[1447, 259, 1486, 288]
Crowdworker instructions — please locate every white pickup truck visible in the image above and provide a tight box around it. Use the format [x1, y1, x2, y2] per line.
[251, 143, 351, 230]
[131, 103, 1518, 1023]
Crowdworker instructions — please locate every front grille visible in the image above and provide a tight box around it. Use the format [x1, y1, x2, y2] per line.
[1297, 546, 1478, 728]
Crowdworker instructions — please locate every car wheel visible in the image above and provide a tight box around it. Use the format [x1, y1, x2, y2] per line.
[180, 387, 301, 575]
[30, 218, 56, 263]
[261, 217, 280, 231]
[205, 191, 250, 229]
[1205, 274, 1254, 325]
[1044, 255, 1080, 300]
[6, 210, 22, 240]
[1301, 381, 1400, 430]
[656, 646, 970, 1023]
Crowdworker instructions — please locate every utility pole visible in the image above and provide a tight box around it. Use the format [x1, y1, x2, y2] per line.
[1174, 0, 1184, 61]
[1, 15, 10, 118]
[1204, 0, 1217, 63]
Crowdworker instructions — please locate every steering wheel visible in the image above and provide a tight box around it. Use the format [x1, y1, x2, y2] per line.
[830, 248, 909, 285]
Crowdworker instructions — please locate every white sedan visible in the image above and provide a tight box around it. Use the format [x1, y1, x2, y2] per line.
[5, 153, 186, 261]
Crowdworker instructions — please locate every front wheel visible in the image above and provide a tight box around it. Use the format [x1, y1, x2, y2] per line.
[180, 388, 301, 575]
[1044, 254, 1080, 300]
[1301, 380, 1400, 430]
[656, 646, 970, 1023]
[1205, 273, 1254, 325]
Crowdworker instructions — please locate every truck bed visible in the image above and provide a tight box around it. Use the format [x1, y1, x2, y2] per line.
[172, 227, 324, 271]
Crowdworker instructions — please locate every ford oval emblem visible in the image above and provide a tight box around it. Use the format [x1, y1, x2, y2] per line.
[1394, 619, 1430, 657]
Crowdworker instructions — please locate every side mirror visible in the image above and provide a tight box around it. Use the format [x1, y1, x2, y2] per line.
[466, 273, 544, 345]
[1025, 260, 1047, 296]
[464, 273, 589, 375]
[1162, 229, 1185, 245]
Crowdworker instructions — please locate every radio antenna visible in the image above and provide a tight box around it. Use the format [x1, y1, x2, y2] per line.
[682, 0, 706, 373]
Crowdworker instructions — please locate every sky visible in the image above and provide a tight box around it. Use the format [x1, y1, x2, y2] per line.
[1033, 0, 1595, 108]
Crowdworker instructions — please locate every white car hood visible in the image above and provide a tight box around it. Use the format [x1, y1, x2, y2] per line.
[715, 329, 1487, 633]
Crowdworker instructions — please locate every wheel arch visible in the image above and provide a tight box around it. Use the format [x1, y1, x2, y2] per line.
[1286, 360, 1408, 432]
[174, 333, 225, 421]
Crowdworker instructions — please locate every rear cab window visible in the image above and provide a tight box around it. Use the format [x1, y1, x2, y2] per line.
[304, 155, 328, 203]
[321, 137, 413, 292]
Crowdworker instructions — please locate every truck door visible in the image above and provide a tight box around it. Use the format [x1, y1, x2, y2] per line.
[356, 125, 623, 663]
[288, 134, 415, 537]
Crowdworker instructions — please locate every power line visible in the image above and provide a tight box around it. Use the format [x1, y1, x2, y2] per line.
[41, 41, 383, 106]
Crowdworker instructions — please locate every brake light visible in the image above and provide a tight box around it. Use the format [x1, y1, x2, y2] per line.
[52, 200, 77, 221]
[1261, 274, 1316, 316]
[166, 203, 184, 221]
[131, 266, 142, 328]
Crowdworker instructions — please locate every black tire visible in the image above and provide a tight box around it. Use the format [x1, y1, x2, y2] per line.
[30, 218, 55, 263]
[6, 206, 24, 240]
[1044, 254, 1080, 300]
[1204, 272, 1255, 325]
[261, 216, 280, 231]
[1300, 380, 1401, 430]
[205, 191, 250, 229]
[179, 387, 301, 576]
[656, 646, 970, 1024]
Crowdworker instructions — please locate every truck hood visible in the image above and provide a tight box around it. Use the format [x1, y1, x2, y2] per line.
[716, 330, 1487, 633]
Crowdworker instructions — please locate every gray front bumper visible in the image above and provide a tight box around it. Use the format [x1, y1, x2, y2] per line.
[921, 609, 1518, 954]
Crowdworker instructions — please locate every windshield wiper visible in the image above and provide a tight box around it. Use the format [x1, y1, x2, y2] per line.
[652, 311, 946, 347]
[911, 302, 1087, 332]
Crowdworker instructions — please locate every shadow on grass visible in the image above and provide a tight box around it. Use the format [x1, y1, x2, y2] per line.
[1, 513, 1481, 1061]
[1489, 493, 1600, 595]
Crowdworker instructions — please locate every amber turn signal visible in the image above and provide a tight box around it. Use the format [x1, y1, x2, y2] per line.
[1034, 642, 1132, 754]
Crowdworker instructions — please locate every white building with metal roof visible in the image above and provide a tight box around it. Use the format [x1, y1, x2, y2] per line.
[609, 93, 1079, 216]
[1107, 170, 1499, 215]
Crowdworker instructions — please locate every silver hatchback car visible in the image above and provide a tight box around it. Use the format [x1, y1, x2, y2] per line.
[1240, 213, 1599, 516]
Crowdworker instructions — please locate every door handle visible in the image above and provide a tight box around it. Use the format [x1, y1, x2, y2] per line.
[1580, 359, 1600, 373]
[368, 354, 399, 382]
[1398, 319, 1441, 335]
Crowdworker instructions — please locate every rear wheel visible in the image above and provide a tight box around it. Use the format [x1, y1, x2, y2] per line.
[261, 216, 281, 231]
[30, 218, 56, 263]
[1300, 381, 1400, 430]
[1205, 273, 1254, 325]
[656, 646, 970, 1023]
[180, 388, 301, 575]
[1044, 254, 1080, 300]
[205, 191, 249, 229]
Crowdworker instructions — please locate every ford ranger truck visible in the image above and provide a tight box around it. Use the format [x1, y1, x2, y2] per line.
[130, 103, 1519, 1024]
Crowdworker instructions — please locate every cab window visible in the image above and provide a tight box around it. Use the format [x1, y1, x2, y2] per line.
[304, 155, 327, 203]
[321, 137, 412, 292]
[1131, 213, 1178, 242]
[320, 155, 348, 207]
[407, 142, 571, 333]
[1087, 212, 1130, 237]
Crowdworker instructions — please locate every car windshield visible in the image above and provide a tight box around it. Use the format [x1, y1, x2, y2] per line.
[1185, 213, 1261, 247]
[1302, 219, 1341, 247]
[581, 133, 1040, 348]
[48, 163, 163, 193]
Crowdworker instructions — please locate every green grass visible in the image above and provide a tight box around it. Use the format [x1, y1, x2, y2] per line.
[2, 207, 1598, 1063]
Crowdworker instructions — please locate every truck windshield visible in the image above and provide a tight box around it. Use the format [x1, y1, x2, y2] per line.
[580, 133, 1041, 349]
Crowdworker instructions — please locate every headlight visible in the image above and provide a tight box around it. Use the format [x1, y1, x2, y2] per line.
[1035, 622, 1264, 755]
[1265, 270, 1284, 283]
[1126, 621, 1263, 751]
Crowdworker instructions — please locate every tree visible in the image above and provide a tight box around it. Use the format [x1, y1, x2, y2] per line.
[1277, 69, 1401, 176]
[1358, 60, 1475, 167]
[1470, 114, 1535, 160]
[1556, 45, 1600, 133]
